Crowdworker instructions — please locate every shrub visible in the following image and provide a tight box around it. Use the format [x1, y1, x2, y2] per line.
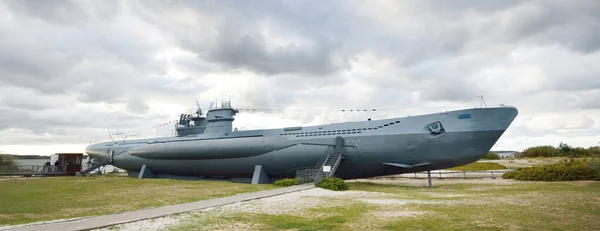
[316, 177, 348, 191]
[512, 159, 600, 181]
[587, 146, 600, 157]
[519, 145, 559, 158]
[273, 178, 297, 187]
[502, 171, 516, 179]
[482, 151, 501, 160]
[517, 143, 600, 158]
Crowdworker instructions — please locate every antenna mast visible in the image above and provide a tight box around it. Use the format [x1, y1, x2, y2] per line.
[478, 95, 487, 108]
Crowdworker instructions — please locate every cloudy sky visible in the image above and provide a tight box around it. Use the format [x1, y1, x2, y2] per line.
[1, 0, 599, 155]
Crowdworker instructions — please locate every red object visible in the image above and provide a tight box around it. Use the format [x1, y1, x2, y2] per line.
[56, 153, 83, 176]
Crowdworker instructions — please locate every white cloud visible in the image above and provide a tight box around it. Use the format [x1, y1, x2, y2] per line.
[1, 0, 600, 154]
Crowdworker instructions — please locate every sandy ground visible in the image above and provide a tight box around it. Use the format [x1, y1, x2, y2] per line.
[97, 188, 415, 231]
[479, 158, 564, 168]
[94, 188, 392, 231]
[95, 178, 516, 231]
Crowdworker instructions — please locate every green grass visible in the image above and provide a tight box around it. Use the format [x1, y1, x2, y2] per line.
[162, 180, 600, 231]
[447, 162, 508, 171]
[348, 181, 600, 230]
[169, 201, 373, 231]
[0, 175, 276, 225]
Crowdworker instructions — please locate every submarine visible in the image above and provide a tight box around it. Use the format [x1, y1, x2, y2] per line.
[85, 101, 518, 183]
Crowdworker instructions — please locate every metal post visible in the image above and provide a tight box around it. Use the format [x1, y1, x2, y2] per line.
[427, 170, 432, 188]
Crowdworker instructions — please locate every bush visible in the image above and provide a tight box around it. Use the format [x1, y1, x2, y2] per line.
[588, 146, 600, 157]
[316, 177, 348, 191]
[502, 171, 516, 179]
[517, 143, 600, 158]
[511, 159, 600, 181]
[519, 145, 559, 158]
[273, 178, 297, 187]
[482, 151, 501, 160]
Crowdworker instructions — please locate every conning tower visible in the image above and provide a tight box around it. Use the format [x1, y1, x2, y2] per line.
[175, 101, 208, 137]
[204, 101, 238, 133]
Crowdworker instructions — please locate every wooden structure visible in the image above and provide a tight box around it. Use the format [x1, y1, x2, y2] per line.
[55, 153, 83, 176]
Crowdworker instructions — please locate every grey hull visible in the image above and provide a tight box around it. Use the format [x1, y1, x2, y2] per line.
[86, 106, 518, 180]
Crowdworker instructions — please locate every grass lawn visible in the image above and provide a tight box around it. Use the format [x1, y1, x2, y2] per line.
[0, 174, 276, 226]
[164, 180, 600, 231]
[351, 181, 600, 230]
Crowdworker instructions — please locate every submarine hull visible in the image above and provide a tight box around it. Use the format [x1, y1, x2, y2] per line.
[86, 106, 519, 181]
[128, 136, 297, 159]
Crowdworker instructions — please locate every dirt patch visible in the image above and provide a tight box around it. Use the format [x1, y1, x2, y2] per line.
[211, 188, 394, 215]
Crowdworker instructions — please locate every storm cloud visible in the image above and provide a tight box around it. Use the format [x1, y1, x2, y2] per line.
[1, 0, 599, 154]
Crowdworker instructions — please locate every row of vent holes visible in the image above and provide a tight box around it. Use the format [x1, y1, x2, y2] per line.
[280, 120, 401, 136]
[296, 131, 363, 137]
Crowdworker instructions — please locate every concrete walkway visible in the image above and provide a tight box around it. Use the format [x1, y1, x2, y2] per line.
[3, 184, 315, 231]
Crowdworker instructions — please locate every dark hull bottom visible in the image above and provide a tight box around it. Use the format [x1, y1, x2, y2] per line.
[116, 130, 505, 181]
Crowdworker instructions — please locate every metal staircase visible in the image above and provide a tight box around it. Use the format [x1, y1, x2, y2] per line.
[313, 136, 345, 183]
[80, 161, 111, 175]
[80, 144, 114, 175]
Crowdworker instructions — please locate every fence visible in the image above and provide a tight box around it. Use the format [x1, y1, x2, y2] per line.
[296, 169, 317, 184]
[374, 169, 515, 180]
[0, 165, 66, 176]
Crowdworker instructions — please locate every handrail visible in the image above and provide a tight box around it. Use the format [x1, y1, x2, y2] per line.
[0, 165, 66, 176]
[373, 169, 515, 179]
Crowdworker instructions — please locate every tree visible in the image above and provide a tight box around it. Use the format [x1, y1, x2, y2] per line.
[558, 142, 572, 154]
[0, 154, 15, 166]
